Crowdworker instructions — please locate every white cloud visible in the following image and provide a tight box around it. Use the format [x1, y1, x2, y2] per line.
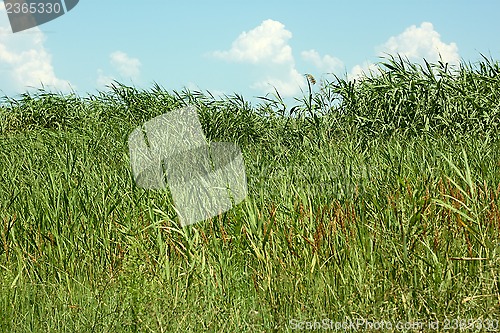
[96, 69, 115, 88]
[110, 51, 141, 79]
[348, 62, 379, 81]
[96, 51, 141, 89]
[251, 67, 305, 97]
[212, 19, 293, 65]
[347, 21, 460, 81]
[212, 19, 305, 97]
[213, 20, 459, 95]
[301, 49, 343, 73]
[184, 82, 226, 98]
[378, 22, 459, 65]
[0, 5, 72, 94]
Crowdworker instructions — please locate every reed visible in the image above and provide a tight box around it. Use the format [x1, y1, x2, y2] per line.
[1, 56, 500, 332]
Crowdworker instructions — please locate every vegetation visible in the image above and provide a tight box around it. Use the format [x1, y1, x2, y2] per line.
[1, 55, 500, 332]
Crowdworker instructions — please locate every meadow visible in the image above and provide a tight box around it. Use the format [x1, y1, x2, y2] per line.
[1, 55, 500, 332]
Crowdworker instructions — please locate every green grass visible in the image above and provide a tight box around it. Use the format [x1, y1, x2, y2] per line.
[1, 56, 500, 332]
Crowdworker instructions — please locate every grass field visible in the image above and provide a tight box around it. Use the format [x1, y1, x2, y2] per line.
[1, 55, 500, 332]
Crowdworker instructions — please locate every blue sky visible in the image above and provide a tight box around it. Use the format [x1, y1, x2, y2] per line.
[1, 1, 500, 104]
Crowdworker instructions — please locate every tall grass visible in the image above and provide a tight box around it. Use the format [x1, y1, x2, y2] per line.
[1, 56, 500, 332]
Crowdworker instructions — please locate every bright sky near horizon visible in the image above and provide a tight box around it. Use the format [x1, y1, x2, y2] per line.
[0, 1, 499, 104]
